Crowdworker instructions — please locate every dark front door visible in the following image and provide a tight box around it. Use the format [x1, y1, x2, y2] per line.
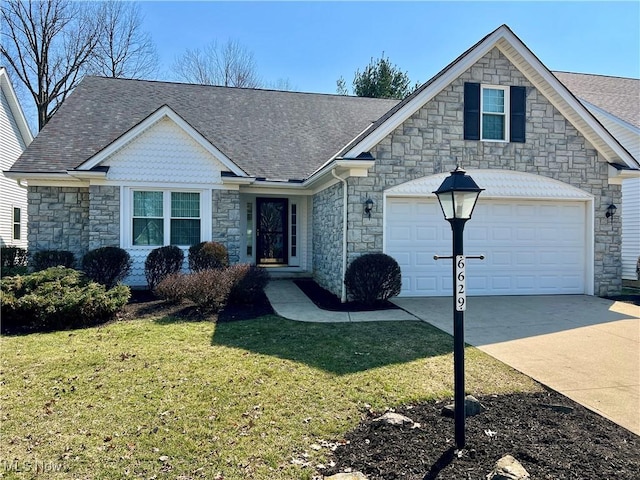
[256, 198, 288, 265]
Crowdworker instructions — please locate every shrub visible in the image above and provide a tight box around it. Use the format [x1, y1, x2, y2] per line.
[182, 268, 235, 313]
[1, 267, 130, 333]
[1, 246, 28, 276]
[344, 253, 401, 305]
[188, 241, 229, 272]
[82, 246, 132, 289]
[31, 250, 76, 271]
[227, 264, 270, 305]
[145, 246, 184, 290]
[154, 273, 189, 304]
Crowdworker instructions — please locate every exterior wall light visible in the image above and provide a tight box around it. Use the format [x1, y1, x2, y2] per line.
[364, 198, 374, 218]
[433, 166, 484, 450]
[605, 204, 617, 223]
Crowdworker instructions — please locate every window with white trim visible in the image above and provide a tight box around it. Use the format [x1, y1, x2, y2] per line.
[131, 190, 201, 246]
[12, 207, 21, 241]
[481, 86, 509, 141]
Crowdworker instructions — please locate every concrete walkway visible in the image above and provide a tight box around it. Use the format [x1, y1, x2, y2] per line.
[265, 280, 640, 435]
[265, 280, 419, 322]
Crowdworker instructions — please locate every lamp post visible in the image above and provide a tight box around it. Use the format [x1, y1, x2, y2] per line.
[433, 166, 484, 449]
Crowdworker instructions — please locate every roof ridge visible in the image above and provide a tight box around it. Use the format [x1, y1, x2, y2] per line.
[83, 75, 400, 101]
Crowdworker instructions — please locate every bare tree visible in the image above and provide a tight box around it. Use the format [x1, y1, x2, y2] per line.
[89, 1, 158, 79]
[173, 39, 262, 88]
[266, 78, 296, 91]
[1, 0, 101, 130]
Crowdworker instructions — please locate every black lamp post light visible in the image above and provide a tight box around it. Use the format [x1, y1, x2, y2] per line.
[433, 166, 484, 449]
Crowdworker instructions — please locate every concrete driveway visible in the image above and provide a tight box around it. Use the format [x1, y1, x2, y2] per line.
[392, 295, 640, 436]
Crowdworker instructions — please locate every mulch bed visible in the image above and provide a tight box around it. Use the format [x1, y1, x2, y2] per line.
[293, 278, 399, 312]
[322, 389, 639, 479]
[122, 288, 274, 322]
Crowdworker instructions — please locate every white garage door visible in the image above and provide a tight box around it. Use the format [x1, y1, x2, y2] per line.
[385, 197, 587, 296]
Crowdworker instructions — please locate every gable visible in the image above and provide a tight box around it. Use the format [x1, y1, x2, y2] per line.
[339, 25, 638, 171]
[102, 117, 229, 184]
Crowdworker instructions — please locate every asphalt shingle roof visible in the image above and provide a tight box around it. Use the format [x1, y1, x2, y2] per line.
[11, 77, 399, 181]
[552, 71, 640, 128]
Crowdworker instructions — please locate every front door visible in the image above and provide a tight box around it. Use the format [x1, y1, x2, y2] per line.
[256, 198, 288, 265]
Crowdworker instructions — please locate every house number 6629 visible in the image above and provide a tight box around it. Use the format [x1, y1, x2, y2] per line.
[455, 255, 466, 311]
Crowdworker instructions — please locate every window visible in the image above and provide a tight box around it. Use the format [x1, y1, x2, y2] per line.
[132, 190, 201, 246]
[170, 192, 200, 245]
[464, 83, 526, 143]
[481, 87, 507, 140]
[12, 207, 21, 241]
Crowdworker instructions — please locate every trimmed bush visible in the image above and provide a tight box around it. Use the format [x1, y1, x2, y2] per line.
[227, 264, 270, 305]
[82, 246, 132, 289]
[188, 241, 229, 272]
[1, 246, 28, 276]
[31, 250, 76, 271]
[183, 268, 235, 313]
[344, 253, 401, 305]
[1, 267, 130, 333]
[154, 273, 188, 304]
[145, 246, 184, 290]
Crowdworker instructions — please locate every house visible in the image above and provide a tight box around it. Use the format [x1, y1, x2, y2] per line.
[6, 25, 639, 298]
[552, 72, 639, 283]
[1, 67, 33, 249]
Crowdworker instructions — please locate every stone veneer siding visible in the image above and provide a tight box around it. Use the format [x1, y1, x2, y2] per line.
[89, 185, 120, 250]
[312, 182, 345, 297]
[212, 189, 240, 263]
[27, 186, 90, 265]
[345, 47, 621, 296]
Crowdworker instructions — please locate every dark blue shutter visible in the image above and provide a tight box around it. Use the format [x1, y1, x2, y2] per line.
[464, 83, 481, 140]
[510, 86, 526, 143]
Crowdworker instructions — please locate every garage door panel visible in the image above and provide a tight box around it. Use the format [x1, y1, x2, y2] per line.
[416, 226, 437, 241]
[386, 197, 586, 296]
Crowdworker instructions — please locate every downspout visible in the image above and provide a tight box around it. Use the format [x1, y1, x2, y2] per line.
[331, 168, 348, 303]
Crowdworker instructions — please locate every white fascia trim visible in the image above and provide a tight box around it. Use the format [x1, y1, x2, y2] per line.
[221, 177, 255, 187]
[76, 105, 247, 177]
[493, 34, 639, 169]
[608, 165, 640, 185]
[303, 159, 375, 190]
[3, 171, 81, 183]
[0, 68, 34, 146]
[67, 170, 108, 180]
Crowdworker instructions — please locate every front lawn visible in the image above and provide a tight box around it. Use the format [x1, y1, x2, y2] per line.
[0, 315, 540, 479]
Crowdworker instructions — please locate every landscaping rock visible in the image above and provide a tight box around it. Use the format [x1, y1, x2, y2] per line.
[372, 412, 415, 426]
[324, 472, 368, 480]
[486, 455, 530, 480]
[442, 395, 486, 417]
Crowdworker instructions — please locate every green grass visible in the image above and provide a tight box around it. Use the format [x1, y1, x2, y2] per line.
[0, 315, 540, 479]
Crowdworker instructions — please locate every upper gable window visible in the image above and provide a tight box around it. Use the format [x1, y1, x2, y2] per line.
[464, 83, 526, 143]
[481, 86, 508, 141]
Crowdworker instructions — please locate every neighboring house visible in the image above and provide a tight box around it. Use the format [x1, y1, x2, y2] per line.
[553, 72, 640, 282]
[6, 25, 640, 297]
[0, 67, 33, 249]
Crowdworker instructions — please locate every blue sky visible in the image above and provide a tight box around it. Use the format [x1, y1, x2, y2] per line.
[139, 1, 640, 94]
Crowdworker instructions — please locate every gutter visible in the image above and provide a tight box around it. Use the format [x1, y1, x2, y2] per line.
[331, 168, 348, 303]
